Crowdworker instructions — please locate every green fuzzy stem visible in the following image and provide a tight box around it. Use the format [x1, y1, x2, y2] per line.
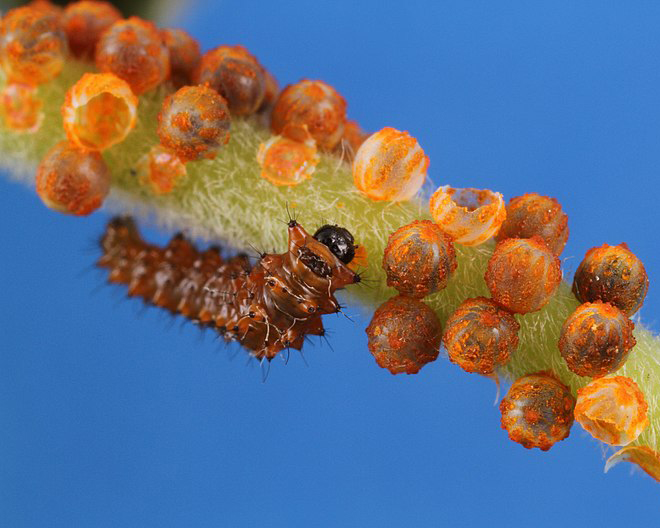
[2, 61, 659, 459]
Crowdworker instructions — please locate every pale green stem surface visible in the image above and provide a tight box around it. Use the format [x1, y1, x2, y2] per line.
[2, 61, 659, 461]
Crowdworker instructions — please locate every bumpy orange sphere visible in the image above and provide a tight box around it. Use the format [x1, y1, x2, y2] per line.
[382, 220, 457, 298]
[62, 72, 138, 151]
[157, 85, 231, 162]
[500, 372, 575, 451]
[559, 302, 636, 378]
[195, 45, 265, 116]
[485, 236, 562, 314]
[36, 141, 111, 216]
[496, 193, 569, 256]
[62, 1, 122, 59]
[95, 17, 170, 95]
[443, 297, 520, 374]
[573, 243, 649, 317]
[271, 79, 347, 150]
[429, 186, 506, 246]
[0, 6, 67, 85]
[365, 296, 442, 375]
[352, 127, 428, 202]
[575, 376, 648, 446]
[257, 135, 319, 187]
[160, 28, 201, 87]
[0, 83, 43, 133]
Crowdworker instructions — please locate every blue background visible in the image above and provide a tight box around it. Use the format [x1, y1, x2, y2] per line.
[1, 1, 660, 526]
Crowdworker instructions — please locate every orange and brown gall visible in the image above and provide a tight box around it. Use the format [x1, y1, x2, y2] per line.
[575, 376, 648, 446]
[62, 1, 122, 59]
[500, 371, 575, 451]
[573, 243, 649, 317]
[352, 127, 428, 202]
[365, 295, 442, 375]
[382, 220, 457, 298]
[496, 193, 569, 256]
[0, 5, 67, 85]
[36, 140, 110, 216]
[485, 236, 562, 314]
[95, 17, 170, 95]
[430, 186, 506, 246]
[443, 297, 520, 375]
[62, 72, 138, 151]
[157, 85, 231, 162]
[160, 28, 201, 87]
[195, 45, 265, 116]
[559, 301, 636, 378]
[271, 79, 347, 150]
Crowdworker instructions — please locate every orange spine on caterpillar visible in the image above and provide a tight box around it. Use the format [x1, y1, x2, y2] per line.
[97, 218, 360, 360]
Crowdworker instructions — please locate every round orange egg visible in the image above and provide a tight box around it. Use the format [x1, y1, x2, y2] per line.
[500, 371, 575, 451]
[443, 297, 520, 375]
[496, 193, 569, 256]
[257, 135, 319, 187]
[62, 1, 122, 59]
[195, 45, 266, 116]
[271, 79, 347, 150]
[382, 220, 457, 298]
[95, 17, 170, 95]
[485, 236, 562, 314]
[352, 127, 428, 202]
[160, 28, 201, 87]
[559, 302, 636, 378]
[573, 243, 649, 317]
[157, 84, 231, 162]
[365, 295, 442, 375]
[36, 140, 111, 216]
[0, 5, 67, 85]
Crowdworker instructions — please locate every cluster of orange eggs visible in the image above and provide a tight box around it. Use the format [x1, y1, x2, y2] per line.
[366, 191, 569, 379]
[0, 1, 375, 201]
[1, 0, 655, 471]
[364, 182, 649, 451]
[338, 61, 651, 452]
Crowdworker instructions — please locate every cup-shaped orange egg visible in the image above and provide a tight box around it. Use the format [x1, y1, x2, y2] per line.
[575, 376, 648, 446]
[430, 186, 506, 246]
[62, 72, 138, 151]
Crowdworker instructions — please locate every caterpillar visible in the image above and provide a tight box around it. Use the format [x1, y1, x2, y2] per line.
[97, 217, 360, 360]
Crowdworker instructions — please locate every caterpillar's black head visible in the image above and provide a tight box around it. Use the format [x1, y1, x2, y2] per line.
[313, 224, 356, 264]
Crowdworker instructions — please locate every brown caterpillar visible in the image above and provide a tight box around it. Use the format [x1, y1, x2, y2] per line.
[97, 217, 360, 360]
